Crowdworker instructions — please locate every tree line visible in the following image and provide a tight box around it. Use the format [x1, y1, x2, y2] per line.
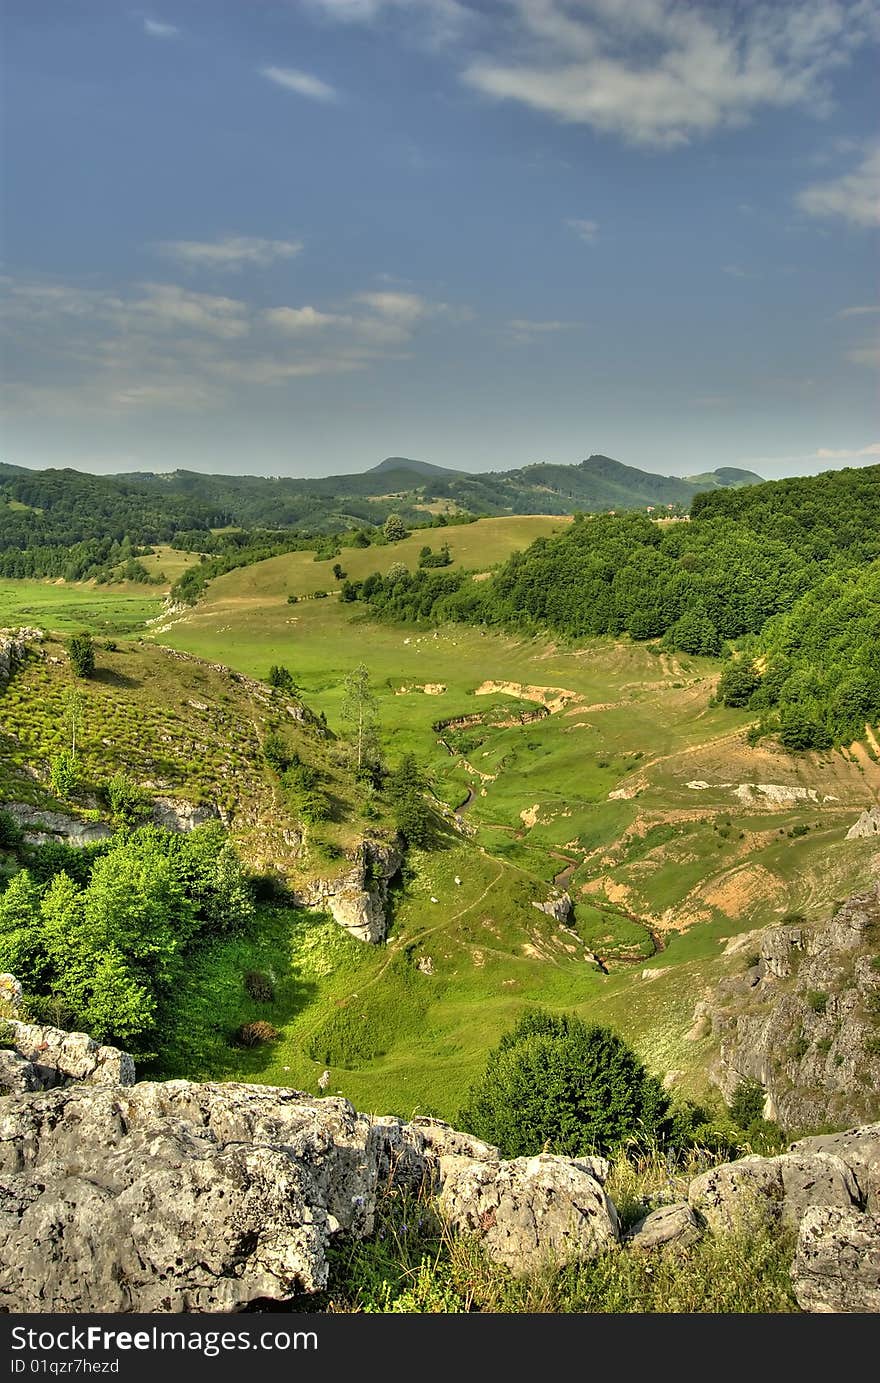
[345, 466, 880, 750]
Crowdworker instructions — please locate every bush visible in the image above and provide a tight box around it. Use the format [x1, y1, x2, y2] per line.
[105, 771, 152, 827]
[66, 631, 95, 678]
[49, 750, 81, 798]
[458, 1011, 670, 1158]
[806, 989, 828, 1014]
[236, 1019, 278, 1047]
[244, 970, 275, 1003]
[0, 810, 23, 850]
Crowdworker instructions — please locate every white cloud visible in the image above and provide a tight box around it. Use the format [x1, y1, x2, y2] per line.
[461, 1, 880, 149]
[505, 318, 582, 345]
[838, 304, 880, 317]
[128, 284, 250, 339]
[814, 442, 880, 459]
[156, 236, 304, 271]
[261, 66, 338, 102]
[565, 218, 599, 242]
[263, 305, 344, 332]
[798, 139, 880, 227]
[1, 273, 471, 415]
[143, 18, 179, 39]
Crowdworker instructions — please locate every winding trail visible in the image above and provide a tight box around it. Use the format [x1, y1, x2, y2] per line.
[334, 857, 506, 1008]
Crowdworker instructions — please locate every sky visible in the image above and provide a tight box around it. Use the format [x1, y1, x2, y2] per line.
[1, 0, 878, 481]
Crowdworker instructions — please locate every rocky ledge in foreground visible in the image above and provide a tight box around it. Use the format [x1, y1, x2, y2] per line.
[0, 1015, 878, 1313]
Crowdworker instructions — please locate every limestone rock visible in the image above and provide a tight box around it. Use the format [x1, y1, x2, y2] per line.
[6, 1020, 136, 1089]
[0, 1083, 405, 1311]
[2, 803, 113, 847]
[440, 1153, 619, 1274]
[0, 627, 43, 682]
[292, 837, 404, 943]
[532, 892, 573, 923]
[688, 1151, 859, 1232]
[792, 1205, 880, 1313]
[702, 883, 880, 1131]
[0, 1048, 41, 1095]
[152, 797, 222, 831]
[625, 1202, 702, 1252]
[845, 806, 880, 840]
[789, 1125, 880, 1213]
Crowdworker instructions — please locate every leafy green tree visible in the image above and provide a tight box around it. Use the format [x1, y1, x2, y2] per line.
[383, 513, 408, 542]
[340, 663, 381, 778]
[0, 869, 46, 984]
[458, 1011, 670, 1157]
[717, 659, 762, 708]
[49, 750, 81, 799]
[267, 665, 301, 697]
[66, 631, 95, 678]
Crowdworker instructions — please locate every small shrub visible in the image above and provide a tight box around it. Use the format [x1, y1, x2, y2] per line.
[244, 970, 275, 1003]
[0, 810, 23, 850]
[806, 990, 828, 1014]
[789, 1035, 810, 1060]
[49, 750, 81, 798]
[236, 1020, 278, 1047]
[781, 911, 807, 925]
[66, 631, 95, 678]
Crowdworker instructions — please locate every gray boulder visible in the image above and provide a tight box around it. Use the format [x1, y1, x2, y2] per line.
[7, 1020, 135, 1089]
[440, 1153, 619, 1274]
[792, 1205, 880, 1313]
[789, 1125, 880, 1213]
[688, 1151, 859, 1232]
[625, 1201, 702, 1252]
[0, 1082, 414, 1311]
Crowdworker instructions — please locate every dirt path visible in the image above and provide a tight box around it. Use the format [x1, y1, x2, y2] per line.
[334, 858, 507, 1007]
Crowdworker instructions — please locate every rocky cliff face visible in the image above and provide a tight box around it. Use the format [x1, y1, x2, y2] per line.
[292, 837, 405, 943]
[694, 883, 880, 1132]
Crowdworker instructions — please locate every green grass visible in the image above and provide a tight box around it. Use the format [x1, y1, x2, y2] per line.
[0, 581, 163, 634]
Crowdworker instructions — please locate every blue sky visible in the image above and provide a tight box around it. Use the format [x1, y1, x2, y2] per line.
[1, 0, 878, 480]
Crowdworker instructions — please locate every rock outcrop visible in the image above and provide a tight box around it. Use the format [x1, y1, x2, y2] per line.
[2, 1004, 879, 1313]
[152, 796, 223, 831]
[1, 803, 113, 847]
[791, 1206, 880, 1313]
[532, 891, 573, 923]
[1, 1019, 135, 1091]
[0, 627, 43, 682]
[847, 806, 880, 840]
[698, 883, 880, 1131]
[439, 1154, 618, 1274]
[292, 837, 404, 943]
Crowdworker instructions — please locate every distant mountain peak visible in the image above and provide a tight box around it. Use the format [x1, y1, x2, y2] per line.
[368, 457, 462, 477]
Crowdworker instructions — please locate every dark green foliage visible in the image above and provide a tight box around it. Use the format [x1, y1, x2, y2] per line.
[66, 631, 95, 678]
[0, 811, 23, 850]
[717, 659, 761, 707]
[806, 990, 828, 1014]
[105, 771, 152, 827]
[267, 664, 301, 697]
[729, 1078, 766, 1129]
[386, 753, 433, 848]
[458, 1011, 671, 1158]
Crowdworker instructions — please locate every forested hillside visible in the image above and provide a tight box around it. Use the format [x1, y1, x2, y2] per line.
[1, 453, 759, 584]
[347, 466, 880, 749]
